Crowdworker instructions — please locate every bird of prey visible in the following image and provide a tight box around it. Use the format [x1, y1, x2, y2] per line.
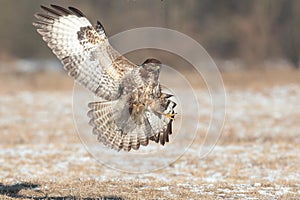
[33, 5, 176, 151]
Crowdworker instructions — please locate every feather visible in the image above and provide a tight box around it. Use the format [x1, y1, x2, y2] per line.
[50, 5, 73, 15]
[68, 6, 86, 17]
[33, 5, 137, 100]
[33, 5, 177, 152]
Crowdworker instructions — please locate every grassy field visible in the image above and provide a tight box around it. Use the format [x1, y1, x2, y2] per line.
[0, 68, 300, 199]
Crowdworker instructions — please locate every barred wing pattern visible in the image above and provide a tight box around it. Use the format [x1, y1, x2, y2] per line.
[33, 5, 136, 100]
[33, 5, 177, 151]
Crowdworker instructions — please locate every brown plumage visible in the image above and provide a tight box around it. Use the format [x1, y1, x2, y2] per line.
[33, 5, 177, 151]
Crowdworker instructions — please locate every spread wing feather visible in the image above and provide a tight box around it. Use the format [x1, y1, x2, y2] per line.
[34, 5, 177, 152]
[33, 5, 137, 100]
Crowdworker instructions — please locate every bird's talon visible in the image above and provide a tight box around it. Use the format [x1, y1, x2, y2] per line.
[166, 113, 176, 120]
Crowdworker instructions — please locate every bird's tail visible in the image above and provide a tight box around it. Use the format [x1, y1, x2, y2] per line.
[87, 100, 151, 151]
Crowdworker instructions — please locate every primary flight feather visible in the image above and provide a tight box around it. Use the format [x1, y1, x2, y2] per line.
[33, 5, 176, 151]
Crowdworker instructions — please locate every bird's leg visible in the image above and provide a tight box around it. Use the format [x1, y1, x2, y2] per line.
[133, 102, 144, 113]
[137, 103, 144, 111]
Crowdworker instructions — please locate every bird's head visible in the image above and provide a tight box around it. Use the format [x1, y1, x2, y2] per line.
[140, 58, 162, 82]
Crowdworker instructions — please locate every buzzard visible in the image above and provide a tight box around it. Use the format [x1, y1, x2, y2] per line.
[33, 5, 176, 151]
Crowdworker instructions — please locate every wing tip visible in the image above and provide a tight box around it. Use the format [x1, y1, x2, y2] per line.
[36, 4, 85, 19]
[68, 6, 86, 17]
[50, 4, 73, 15]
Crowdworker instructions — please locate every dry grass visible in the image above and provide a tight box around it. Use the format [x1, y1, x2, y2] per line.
[0, 69, 300, 199]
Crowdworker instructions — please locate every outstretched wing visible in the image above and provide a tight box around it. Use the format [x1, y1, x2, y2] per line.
[33, 5, 137, 100]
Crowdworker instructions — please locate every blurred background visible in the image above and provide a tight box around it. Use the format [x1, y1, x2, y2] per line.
[1, 2, 300, 198]
[0, 0, 300, 91]
[1, 0, 300, 67]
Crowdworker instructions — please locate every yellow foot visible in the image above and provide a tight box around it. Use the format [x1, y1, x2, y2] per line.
[166, 113, 176, 120]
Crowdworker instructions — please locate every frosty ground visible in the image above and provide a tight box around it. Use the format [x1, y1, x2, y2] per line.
[0, 69, 299, 199]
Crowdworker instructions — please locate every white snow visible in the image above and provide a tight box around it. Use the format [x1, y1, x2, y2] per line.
[0, 85, 300, 198]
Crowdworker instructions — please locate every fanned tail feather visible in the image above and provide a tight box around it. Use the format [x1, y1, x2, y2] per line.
[88, 101, 151, 151]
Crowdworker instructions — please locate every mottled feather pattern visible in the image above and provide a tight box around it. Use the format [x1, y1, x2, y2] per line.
[33, 5, 136, 100]
[34, 5, 177, 151]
